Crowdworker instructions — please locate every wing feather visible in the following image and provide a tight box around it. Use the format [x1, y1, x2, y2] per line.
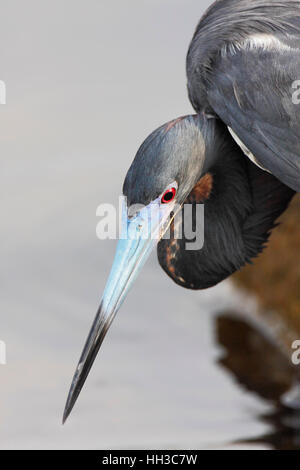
[206, 40, 300, 191]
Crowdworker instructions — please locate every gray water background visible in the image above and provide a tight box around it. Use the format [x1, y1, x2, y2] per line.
[0, 0, 273, 449]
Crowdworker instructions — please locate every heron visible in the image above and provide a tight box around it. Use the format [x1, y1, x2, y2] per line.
[63, 0, 300, 422]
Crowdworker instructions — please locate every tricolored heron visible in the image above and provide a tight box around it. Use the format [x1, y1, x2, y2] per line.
[63, 0, 300, 422]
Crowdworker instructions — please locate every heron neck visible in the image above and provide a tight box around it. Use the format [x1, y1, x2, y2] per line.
[158, 122, 294, 289]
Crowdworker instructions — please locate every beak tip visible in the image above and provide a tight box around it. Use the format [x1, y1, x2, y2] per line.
[62, 362, 87, 425]
[62, 411, 68, 425]
[62, 397, 72, 425]
[62, 384, 79, 424]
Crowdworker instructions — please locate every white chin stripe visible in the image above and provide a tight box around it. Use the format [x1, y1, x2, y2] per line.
[228, 127, 270, 173]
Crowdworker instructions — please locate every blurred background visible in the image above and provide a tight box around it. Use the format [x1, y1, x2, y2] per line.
[1, 0, 300, 449]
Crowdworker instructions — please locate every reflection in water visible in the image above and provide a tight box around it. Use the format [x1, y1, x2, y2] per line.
[215, 313, 300, 450]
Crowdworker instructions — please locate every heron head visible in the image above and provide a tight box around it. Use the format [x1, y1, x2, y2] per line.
[124, 114, 206, 207]
[63, 114, 208, 422]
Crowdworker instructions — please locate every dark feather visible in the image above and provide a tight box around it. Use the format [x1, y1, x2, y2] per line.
[157, 125, 294, 289]
[187, 0, 300, 191]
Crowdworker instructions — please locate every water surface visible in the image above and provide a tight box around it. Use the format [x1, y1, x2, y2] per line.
[1, 0, 300, 449]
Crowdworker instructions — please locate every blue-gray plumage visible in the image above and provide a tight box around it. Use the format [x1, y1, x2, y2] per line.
[187, 0, 300, 191]
[63, 0, 300, 423]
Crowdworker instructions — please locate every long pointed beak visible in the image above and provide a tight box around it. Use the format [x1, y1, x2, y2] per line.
[63, 196, 176, 423]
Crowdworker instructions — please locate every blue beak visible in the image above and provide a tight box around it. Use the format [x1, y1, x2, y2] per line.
[63, 197, 175, 422]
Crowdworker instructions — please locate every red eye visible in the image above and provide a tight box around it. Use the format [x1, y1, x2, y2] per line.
[161, 187, 176, 204]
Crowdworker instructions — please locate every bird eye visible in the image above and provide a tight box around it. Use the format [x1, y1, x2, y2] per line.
[161, 187, 176, 204]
